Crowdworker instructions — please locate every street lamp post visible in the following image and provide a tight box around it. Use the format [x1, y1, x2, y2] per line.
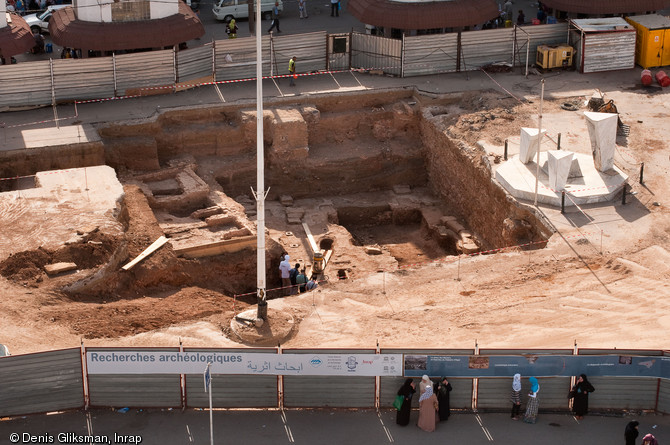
[253, 0, 268, 321]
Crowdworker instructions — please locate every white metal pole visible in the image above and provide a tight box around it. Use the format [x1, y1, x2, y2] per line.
[113, 53, 118, 97]
[525, 34, 530, 78]
[533, 79, 545, 206]
[49, 59, 59, 129]
[255, 0, 267, 320]
[208, 363, 213, 445]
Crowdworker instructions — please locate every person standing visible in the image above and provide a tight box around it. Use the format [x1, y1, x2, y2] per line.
[624, 421, 639, 445]
[571, 374, 595, 420]
[511, 373, 522, 420]
[288, 56, 297, 86]
[517, 9, 525, 25]
[417, 385, 438, 432]
[435, 377, 452, 421]
[298, 0, 308, 18]
[279, 254, 291, 296]
[268, 2, 281, 33]
[503, 0, 513, 20]
[396, 378, 416, 426]
[523, 377, 540, 424]
[330, 0, 339, 17]
[295, 268, 307, 293]
[419, 375, 432, 395]
[226, 18, 238, 38]
[288, 262, 300, 295]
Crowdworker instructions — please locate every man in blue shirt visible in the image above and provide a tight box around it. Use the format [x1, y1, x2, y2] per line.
[268, 2, 281, 33]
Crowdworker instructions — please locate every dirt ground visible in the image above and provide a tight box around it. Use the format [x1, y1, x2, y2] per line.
[0, 81, 669, 354]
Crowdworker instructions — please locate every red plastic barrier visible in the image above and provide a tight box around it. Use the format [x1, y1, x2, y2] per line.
[657, 70, 670, 87]
[641, 69, 653, 86]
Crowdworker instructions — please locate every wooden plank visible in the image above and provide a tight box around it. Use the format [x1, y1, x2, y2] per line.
[122, 236, 169, 271]
[301, 221, 319, 254]
[323, 249, 333, 269]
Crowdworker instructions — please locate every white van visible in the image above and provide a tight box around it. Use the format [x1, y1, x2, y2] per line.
[212, 0, 282, 22]
[23, 4, 71, 34]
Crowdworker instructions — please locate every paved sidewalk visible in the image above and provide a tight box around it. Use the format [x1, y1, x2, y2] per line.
[0, 408, 667, 445]
[0, 63, 654, 152]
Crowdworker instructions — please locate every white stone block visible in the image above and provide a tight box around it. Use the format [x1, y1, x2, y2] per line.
[519, 127, 546, 164]
[584, 112, 617, 172]
[547, 150, 574, 191]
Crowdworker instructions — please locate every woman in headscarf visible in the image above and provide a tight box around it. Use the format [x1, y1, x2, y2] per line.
[642, 433, 658, 445]
[511, 373, 522, 420]
[434, 377, 452, 421]
[419, 374, 432, 395]
[395, 378, 416, 426]
[624, 421, 639, 445]
[523, 377, 540, 424]
[571, 374, 595, 420]
[417, 384, 438, 432]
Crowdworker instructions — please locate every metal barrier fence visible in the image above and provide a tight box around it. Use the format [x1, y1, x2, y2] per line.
[0, 346, 668, 417]
[0, 24, 569, 109]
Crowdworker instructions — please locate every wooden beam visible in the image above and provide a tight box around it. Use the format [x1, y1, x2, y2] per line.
[301, 221, 319, 255]
[122, 235, 169, 271]
[323, 249, 333, 269]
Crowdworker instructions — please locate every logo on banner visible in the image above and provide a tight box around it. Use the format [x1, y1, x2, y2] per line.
[346, 356, 358, 370]
[310, 357, 323, 367]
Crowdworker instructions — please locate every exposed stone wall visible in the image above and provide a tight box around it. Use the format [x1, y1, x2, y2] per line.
[209, 100, 426, 200]
[419, 110, 551, 249]
[104, 137, 160, 171]
[0, 143, 105, 178]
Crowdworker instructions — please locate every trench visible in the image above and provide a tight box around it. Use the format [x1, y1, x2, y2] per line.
[1, 90, 550, 324]
[0, 176, 36, 193]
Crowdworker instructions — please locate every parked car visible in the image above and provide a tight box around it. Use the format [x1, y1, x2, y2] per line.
[212, 0, 282, 22]
[0, 344, 10, 357]
[23, 4, 71, 34]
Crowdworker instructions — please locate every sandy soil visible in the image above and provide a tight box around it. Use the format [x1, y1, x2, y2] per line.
[0, 81, 669, 354]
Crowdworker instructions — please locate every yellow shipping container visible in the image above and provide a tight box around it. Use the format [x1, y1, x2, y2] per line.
[626, 14, 670, 68]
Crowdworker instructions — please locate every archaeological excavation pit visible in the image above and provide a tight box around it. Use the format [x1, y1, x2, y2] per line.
[100, 90, 549, 292]
[0, 89, 552, 339]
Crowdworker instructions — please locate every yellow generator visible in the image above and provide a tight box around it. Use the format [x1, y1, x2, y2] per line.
[626, 14, 670, 68]
[536, 44, 574, 69]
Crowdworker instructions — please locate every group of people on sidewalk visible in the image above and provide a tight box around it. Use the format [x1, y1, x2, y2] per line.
[395, 372, 661, 443]
[395, 373, 598, 430]
[626, 421, 660, 445]
[396, 375, 452, 432]
[514, 373, 595, 424]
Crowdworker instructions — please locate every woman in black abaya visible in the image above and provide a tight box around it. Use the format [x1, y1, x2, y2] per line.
[435, 377, 453, 421]
[396, 378, 416, 426]
[571, 374, 595, 419]
[624, 421, 639, 445]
